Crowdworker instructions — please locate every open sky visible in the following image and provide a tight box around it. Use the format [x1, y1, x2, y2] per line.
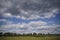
[0, 0, 60, 34]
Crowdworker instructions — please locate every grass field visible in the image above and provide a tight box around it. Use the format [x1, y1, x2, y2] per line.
[0, 36, 60, 40]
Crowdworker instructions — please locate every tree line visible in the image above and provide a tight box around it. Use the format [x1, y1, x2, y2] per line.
[0, 32, 60, 37]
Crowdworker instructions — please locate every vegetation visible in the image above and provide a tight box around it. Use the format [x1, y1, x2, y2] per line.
[0, 36, 60, 40]
[0, 32, 60, 37]
[0, 32, 60, 40]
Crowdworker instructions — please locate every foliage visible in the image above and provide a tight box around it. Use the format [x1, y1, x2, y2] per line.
[0, 32, 60, 37]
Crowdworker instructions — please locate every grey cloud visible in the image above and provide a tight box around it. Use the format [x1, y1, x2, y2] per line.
[0, 0, 60, 19]
[54, 26, 60, 33]
[6, 8, 20, 15]
[22, 2, 41, 11]
[22, 0, 60, 11]
[0, 0, 60, 33]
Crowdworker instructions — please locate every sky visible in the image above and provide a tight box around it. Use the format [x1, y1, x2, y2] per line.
[0, 0, 60, 34]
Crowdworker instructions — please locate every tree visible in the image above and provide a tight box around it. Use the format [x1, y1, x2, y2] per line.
[0, 32, 3, 36]
[33, 33, 37, 36]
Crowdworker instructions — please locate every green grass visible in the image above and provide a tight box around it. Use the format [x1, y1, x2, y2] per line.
[0, 36, 60, 40]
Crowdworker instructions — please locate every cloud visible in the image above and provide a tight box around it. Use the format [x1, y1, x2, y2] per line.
[0, 19, 13, 26]
[0, 20, 60, 34]
[0, 0, 13, 8]
[0, 0, 60, 20]
[0, 19, 7, 22]
[20, 9, 59, 19]
[0, 0, 60, 34]
[3, 13, 12, 17]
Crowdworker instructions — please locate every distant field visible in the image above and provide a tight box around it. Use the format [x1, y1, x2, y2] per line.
[0, 36, 60, 40]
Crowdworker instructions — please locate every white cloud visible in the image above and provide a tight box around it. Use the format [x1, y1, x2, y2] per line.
[17, 8, 58, 20]
[0, 21, 47, 31]
[2, 13, 21, 18]
[3, 13, 12, 17]
[29, 21, 47, 27]
[0, 19, 7, 22]
[16, 8, 59, 20]
[44, 9, 59, 18]
[1, 20, 60, 34]
[21, 10, 29, 15]
[0, 19, 13, 25]
[2, 8, 59, 20]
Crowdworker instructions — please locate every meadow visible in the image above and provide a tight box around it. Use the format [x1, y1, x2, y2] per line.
[0, 36, 60, 40]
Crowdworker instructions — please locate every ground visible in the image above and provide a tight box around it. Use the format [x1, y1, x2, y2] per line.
[0, 36, 60, 40]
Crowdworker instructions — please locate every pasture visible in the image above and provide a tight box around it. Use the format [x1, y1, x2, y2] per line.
[0, 36, 60, 40]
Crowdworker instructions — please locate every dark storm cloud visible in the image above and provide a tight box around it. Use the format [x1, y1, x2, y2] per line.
[0, 0, 60, 19]
[22, 0, 60, 11]
[22, 2, 41, 11]
[6, 7, 20, 15]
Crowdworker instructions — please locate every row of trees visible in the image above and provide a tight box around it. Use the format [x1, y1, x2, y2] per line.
[0, 32, 60, 37]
